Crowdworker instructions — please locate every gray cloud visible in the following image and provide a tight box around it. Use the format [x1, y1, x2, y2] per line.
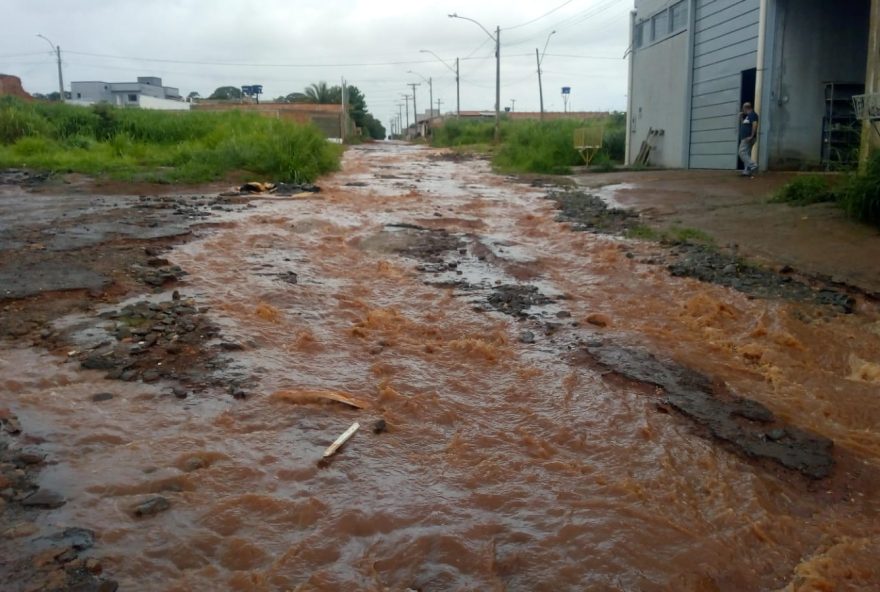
[2, 0, 631, 126]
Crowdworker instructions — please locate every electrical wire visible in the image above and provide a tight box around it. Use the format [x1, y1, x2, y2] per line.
[504, 0, 578, 31]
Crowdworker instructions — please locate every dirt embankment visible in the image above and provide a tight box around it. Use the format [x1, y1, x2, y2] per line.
[0, 74, 33, 100]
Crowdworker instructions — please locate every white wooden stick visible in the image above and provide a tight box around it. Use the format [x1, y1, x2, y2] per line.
[322, 422, 360, 458]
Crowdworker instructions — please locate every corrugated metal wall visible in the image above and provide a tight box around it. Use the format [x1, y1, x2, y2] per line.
[689, 0, 760, 168]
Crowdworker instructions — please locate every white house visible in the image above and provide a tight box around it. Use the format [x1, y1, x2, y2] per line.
[70, 76, 189, 111]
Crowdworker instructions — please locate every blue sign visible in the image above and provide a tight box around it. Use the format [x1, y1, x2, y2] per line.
[561, 86, 571, 95]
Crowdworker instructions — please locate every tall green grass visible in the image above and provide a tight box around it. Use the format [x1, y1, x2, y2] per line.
[431, 113, 626, 175]
[0, 97, 341, 183]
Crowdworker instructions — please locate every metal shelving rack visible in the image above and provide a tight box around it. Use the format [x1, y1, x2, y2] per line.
[822, 82, 864, 170]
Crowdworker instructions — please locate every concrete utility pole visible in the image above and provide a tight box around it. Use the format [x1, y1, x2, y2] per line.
[510, 99, 516, 112]
[449, 14, 501, 141]
[420, 50, 461, 117]
[436, 98, 443, 116]
[408, 72, 433, 118]
[397, 103, 404, 137]
[408, 82, 420, 130]
[536, 31, 556, 120]
[401, 94, 411, 128]
[341, 78, 347, 142]
[37, 34, 63, 101]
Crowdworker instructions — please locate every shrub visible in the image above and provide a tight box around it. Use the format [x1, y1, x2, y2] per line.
[840, 153, 880, 227]
[772, 175, 836, 205]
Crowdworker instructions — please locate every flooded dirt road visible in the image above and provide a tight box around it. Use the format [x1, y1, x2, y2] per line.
[2, 143, 880, 591]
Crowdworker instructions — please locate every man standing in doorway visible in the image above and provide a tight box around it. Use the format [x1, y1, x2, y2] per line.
[738, 102, 759, 176]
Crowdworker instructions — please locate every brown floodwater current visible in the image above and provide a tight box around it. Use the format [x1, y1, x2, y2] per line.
[2, 143, 880, 591]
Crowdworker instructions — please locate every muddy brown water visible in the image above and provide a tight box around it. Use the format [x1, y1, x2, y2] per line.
[2, 143, 880, 591]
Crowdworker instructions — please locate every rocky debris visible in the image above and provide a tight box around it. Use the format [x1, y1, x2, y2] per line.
[582, 343, 834, 479]
[276, 271, 299, 285]
[75, 295, 221, 387]
[373, 419, 388, 434]
[133, 496, 171, 517]
[239, 181, 321, 195]
[547, 190, 638, 234]
[369, 223, 465, 263]
[667, 244, 856, 313]
[133, 263, 187, 288]
[518, 330, 536, 344]
[487, 284, 553, 318]
[91, 392, 114, 403]
[22, 488, 66, 509]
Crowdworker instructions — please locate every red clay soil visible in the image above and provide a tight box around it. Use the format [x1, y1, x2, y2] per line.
[0, 74, 33, 100]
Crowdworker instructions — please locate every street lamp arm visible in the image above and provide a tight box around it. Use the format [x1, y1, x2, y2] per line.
[448, 13, 496, 42]
[419, 50, 457, 75]
[540, 31, 557, 67]
[407, 70, 430, 85]
[36, 34, 56, 52]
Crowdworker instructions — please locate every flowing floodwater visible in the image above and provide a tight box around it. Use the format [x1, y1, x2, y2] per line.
[2, 143, 880, 591]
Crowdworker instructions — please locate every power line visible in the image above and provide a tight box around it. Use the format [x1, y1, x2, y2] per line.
[504, 0, 578, 31]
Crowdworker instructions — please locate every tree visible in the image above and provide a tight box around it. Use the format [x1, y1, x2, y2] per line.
[303, 82, 337, 104]
[209, 86, 242, 100]
[187, 91, 200, 100]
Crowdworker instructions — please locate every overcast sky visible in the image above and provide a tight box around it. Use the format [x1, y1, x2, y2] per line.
[2, 0, 632, 128]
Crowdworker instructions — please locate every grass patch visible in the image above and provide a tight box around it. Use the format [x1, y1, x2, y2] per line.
[0, 97, 342, 183]
[626, 224, 715, 245]
[771, 174, 836, 205]
[431, 113, 625, 175]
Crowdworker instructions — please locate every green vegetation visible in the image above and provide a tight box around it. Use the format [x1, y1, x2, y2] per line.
[274, 81, 386, 140]
[773, 159, 880, 228]
[840, 154, 880, 227]
[0, 97, 341, 183]
[431, 113, 626, 175]
[771, 174, 836, 205]
[625, 224, 715, 245]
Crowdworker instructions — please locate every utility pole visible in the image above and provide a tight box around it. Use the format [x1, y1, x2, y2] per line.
[37, 34, 63, 101]
[408, 82, 420, 132]
[419, 50, 461, 117]
[341, 77, 347, 142]
[402, 94, 411, 129]
[537, 31, 556, 121]
[436, 98, 443, 116]
[397, 103, 404, 138]
[495, 26, 501, 142]
[449, 14, 500, 141]
[510, 99, 516, 112]
[536, 49, 545, 120]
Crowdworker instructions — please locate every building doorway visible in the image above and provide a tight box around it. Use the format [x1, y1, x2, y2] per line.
[738, 68, 757, 169]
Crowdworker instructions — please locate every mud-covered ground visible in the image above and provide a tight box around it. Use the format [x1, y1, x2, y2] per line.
[1, 152, 879, 591]
[0, 176, 299, 590]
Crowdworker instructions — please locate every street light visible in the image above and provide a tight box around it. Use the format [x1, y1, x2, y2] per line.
[537, 30, 556, 120]
[420, 49, 460, 116]
[449, 13, 500, 142]
[408, 70, 433, 119]
[36, 34, 64, 102]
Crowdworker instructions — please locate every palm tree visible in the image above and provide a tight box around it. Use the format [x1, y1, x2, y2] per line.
[303, 82, 338, 104]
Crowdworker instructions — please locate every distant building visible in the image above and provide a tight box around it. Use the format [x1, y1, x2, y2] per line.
[70, 77, 189, 110]
[627, 0, 871, 170]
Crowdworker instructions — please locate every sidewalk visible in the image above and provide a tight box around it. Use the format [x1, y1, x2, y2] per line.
[573, 170, 880, 295]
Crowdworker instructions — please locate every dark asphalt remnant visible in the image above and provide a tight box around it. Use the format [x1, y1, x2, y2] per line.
[583, 342, 834, 479]
[547, 189, 857, 313]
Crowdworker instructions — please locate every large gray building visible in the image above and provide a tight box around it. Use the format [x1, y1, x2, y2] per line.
[627, 0, 870, 170]
[70, 76, 184, 109]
